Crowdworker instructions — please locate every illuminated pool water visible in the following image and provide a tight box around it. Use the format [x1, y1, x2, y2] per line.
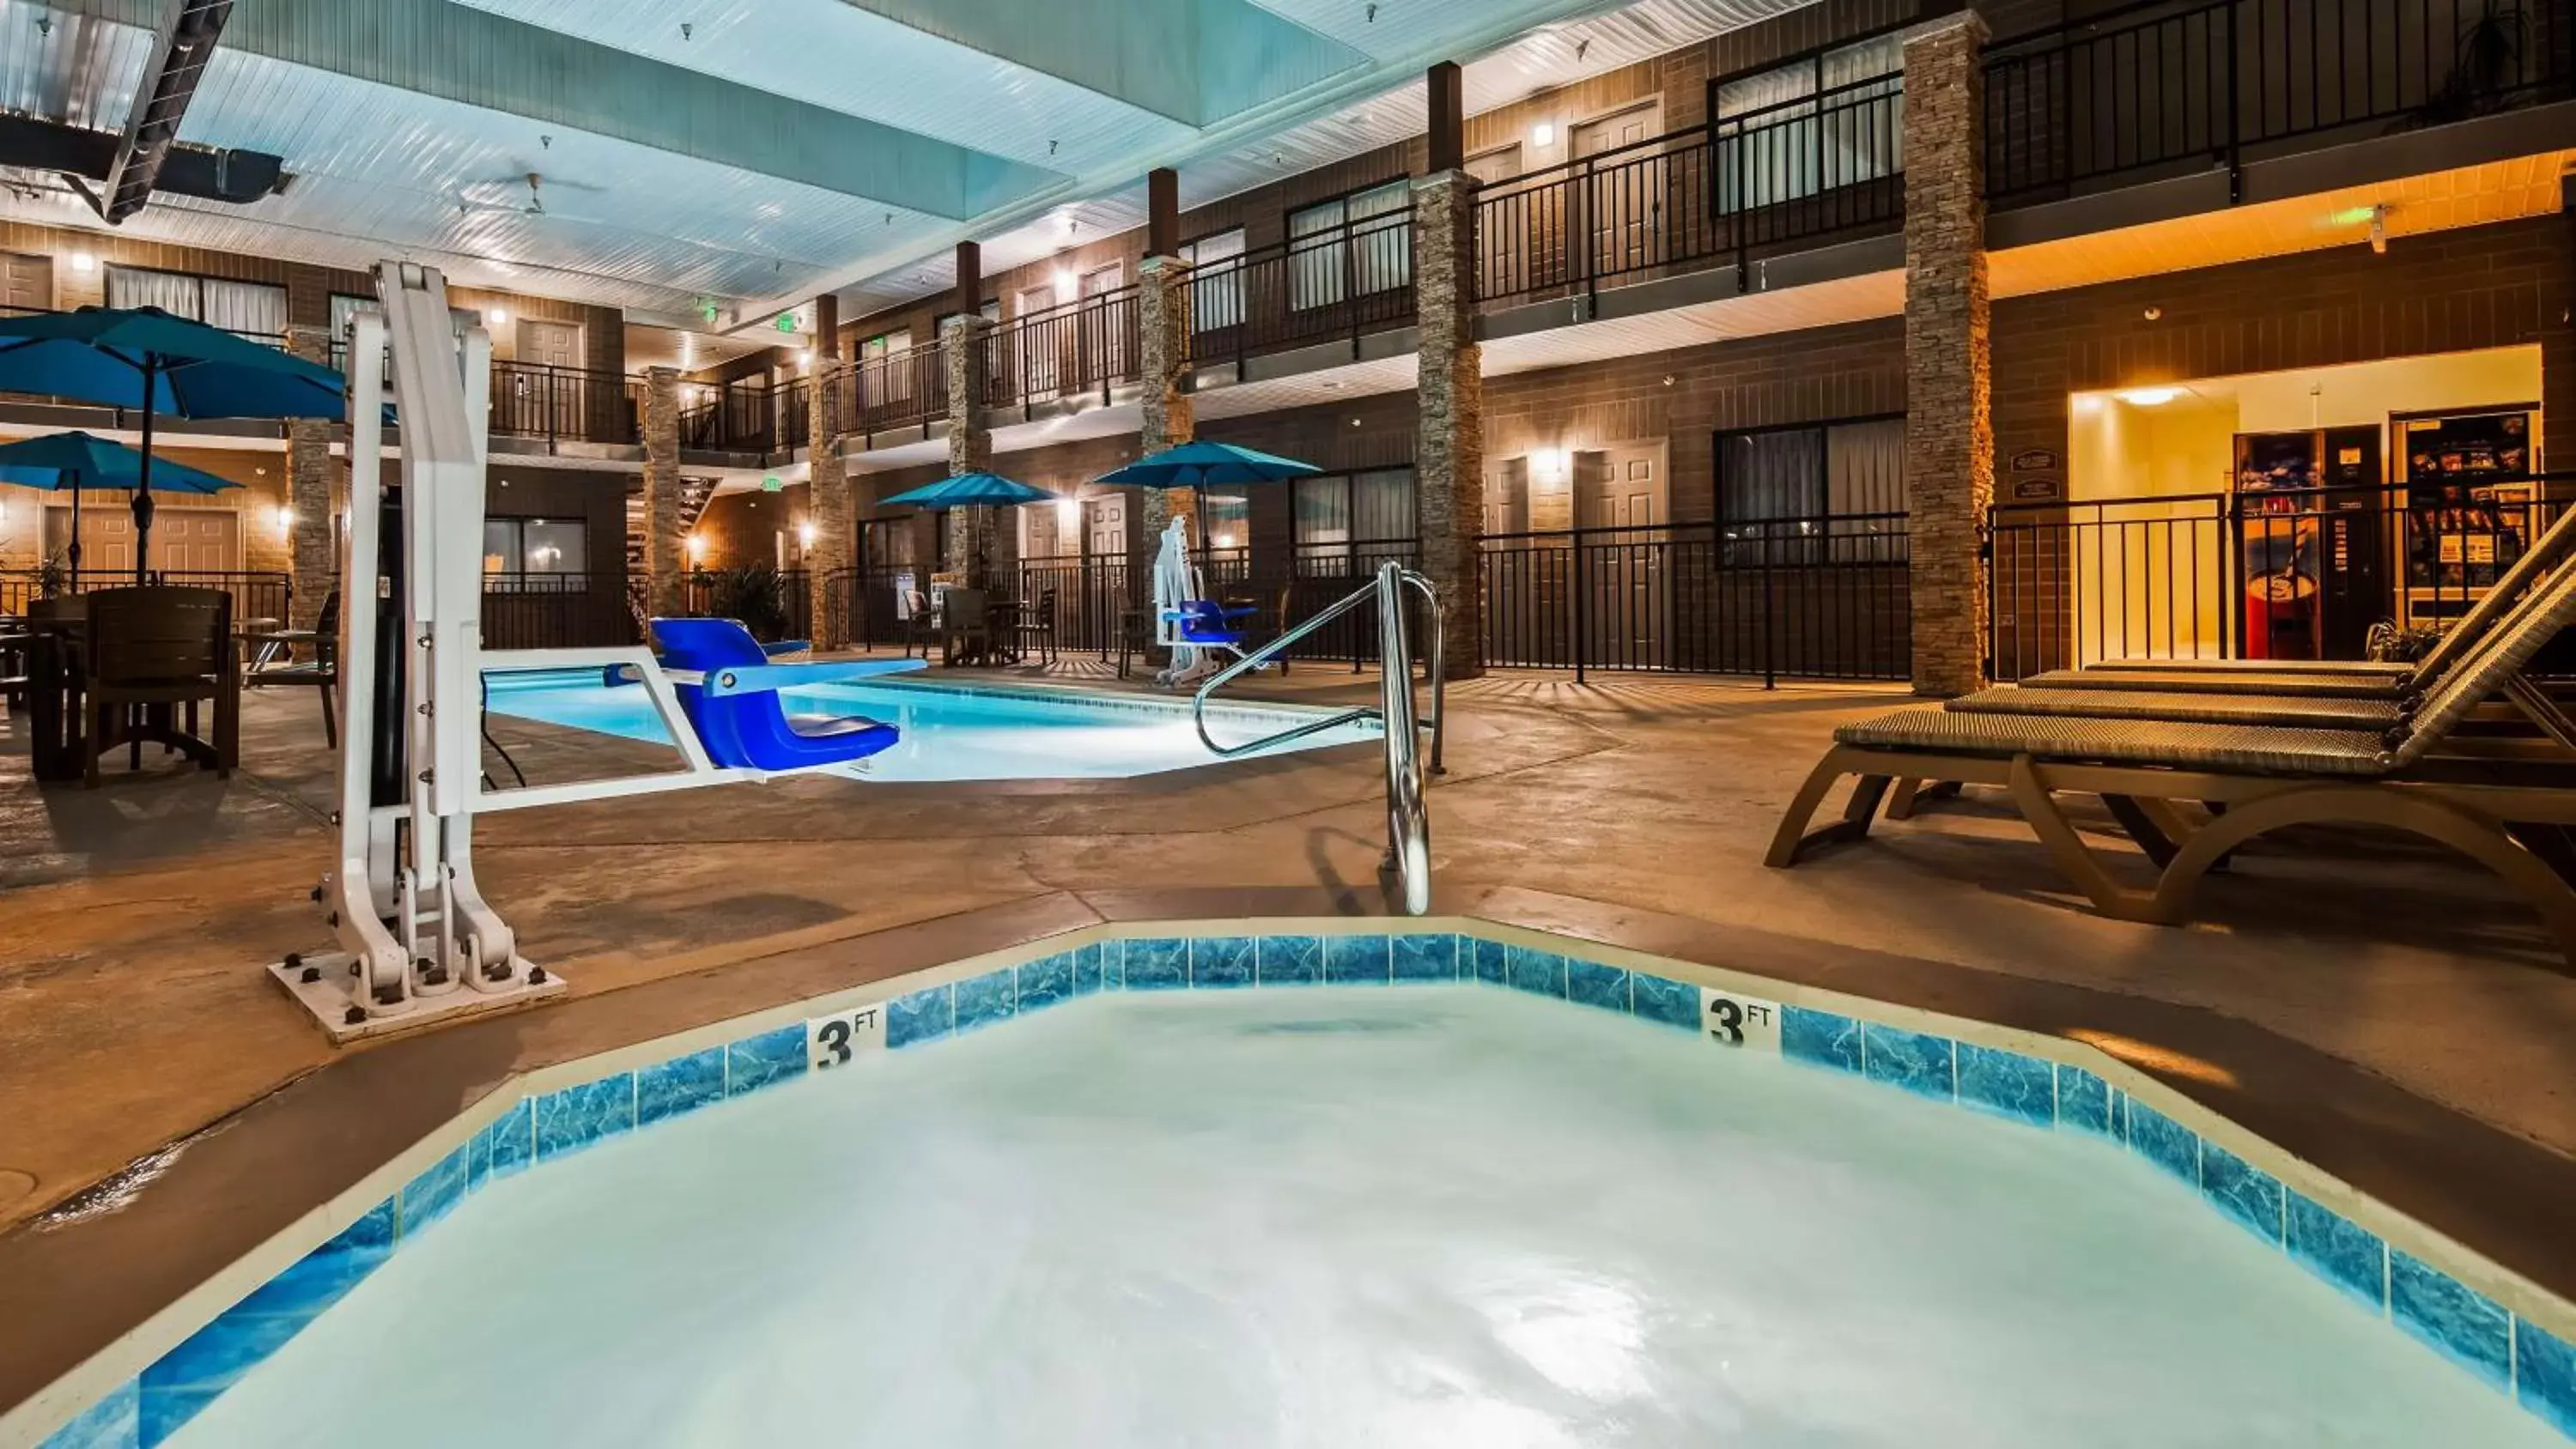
[160, 987, 2558, 1448]
[482, 670, 1380, 781]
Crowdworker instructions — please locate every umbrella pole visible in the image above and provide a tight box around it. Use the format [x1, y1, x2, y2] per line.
[134, 357, 157, 584]
[69, 483, 82, 593]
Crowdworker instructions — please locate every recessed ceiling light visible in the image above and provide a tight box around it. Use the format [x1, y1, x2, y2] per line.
[2120, 386, 2181, 406]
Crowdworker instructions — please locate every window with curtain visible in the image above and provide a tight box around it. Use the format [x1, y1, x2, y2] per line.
[860, 329, 914, 402]
[108, 267, 286, 339]
[482, 516, 589, 588]
[1200, 490, 1250, 552]
[1714, 33, 1904, 212]
[331, 294, 477, 381]
[1287, 181, 1412, 311]
[1716, 418, 1905, 564]
[1182, 229, 1244, 335]
[1292, 467, 1417, 574]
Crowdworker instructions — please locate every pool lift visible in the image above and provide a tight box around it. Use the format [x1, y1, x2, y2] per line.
[269, 264, 920, 1043]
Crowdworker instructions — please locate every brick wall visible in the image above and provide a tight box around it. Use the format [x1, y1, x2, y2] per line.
[694, 488, 805, 570]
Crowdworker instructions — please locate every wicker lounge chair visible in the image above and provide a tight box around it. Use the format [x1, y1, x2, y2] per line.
[1768, 562, 2576, 964]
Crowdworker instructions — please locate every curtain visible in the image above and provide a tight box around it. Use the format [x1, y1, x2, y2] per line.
[200, 278, 286, 337]
[1716, 36, 1904, 210]
[1720, 428, 1825, 565]
[1200, 491, 1250, 551]
[106, 267, 198, 316]
[1826, 419, 1906, 562]
[1288, 200, 1343, 311]
[1348, 182, 1412, 296]
[1184, 229, 1244, 334]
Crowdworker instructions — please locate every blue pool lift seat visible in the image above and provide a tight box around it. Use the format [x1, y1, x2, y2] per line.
[647, 617, 909, 771]
[1169, 599, 1259, 646]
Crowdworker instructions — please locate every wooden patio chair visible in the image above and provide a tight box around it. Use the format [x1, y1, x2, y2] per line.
[1013, 586, 1060, 665]
[80, 585, 237, 787]
[1768, 561, 2576, 966]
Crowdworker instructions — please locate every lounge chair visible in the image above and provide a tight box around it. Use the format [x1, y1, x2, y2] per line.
[1768, 561, 2576, 964]
[245, 589, 338, 747]
[647, 617, 907, 771]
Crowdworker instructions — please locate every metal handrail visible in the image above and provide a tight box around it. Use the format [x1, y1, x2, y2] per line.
[1191, 561, 1443, 914]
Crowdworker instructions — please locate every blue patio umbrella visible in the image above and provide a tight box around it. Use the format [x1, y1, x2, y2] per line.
[1092, 440, 1321, 489]
[0, 306, 344, 580]
[878, 472, 1059, 510]
[0, 430, 243, 589]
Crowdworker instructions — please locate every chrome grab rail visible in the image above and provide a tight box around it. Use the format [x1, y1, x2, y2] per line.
[1192, 561, 1444, 914]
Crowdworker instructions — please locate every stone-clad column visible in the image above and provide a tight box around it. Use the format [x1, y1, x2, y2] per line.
[807, 361, 854, 647]
[283, 325, 340, 631]
[1902, 10, 1993, 698]
[1413, 169, 1485, 680]
[942, 314, 1010, 587]
[1132, 248, 1197, 597]
[639, 366, 688, 621]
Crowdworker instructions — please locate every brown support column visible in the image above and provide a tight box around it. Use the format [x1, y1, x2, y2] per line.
[812, 292, 841, 366]
[283, 324, 341, 630]
[954, 241, 982, 319]
[1902, 11, 1993, 698]
[640, 366, 689, 621]
[808, 352, 854, 648]
[1425, 61, 1464, 174]
[1134, 167, 1197, 600]
[1414, 66, 1485, 680]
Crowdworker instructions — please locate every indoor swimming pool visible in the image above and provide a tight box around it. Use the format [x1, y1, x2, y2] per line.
[481, 670, 1382, 781]
[143, 984, 2558, 1448]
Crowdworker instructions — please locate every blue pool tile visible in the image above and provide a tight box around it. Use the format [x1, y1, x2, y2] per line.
[1862, 1025, 1955, 1100]
[135, 1385, 219, 1448]
[1104, 940, 1128, 990]
[332, 1196, 398, 1257]
[2390, 1252, 2512, 1390]
[726, 1024, 807, 1097]
[1070, 943, 1105, 996]
[1259, 936, 1322, 985]
[1504, 944, 1565, 997]
[1781, 1007, 1863, 1075]
[2286, 1192, 2386, 1313]
[1627, 973, 1699, 1031]
[535, 1076, 635, 1161]
[39, 1378, 137, 1449]
[1123, 938, 1189, 991]
[635, 1046, 726, 1127]
[230, 1231, 386, 1321]
[2054, 1065, 2113, 1137]
[888, 985, 955, 1048]
[1469, 937, 1507, 985]
[1390, 934, 1455, 983]
[1565, 958, 1630, 1013]
[478, 1097, 534, 1182]
[1193, 937, 1255, 989]
[2125, 1100, 2200, 1185]
[398, 1143, 470, 1238]
[2198, 1142, 2284, 1245]
[147, 1307, 311, 1397]
[2518, 1319, 2576, 1437]
[1016, 952, 1075, 1012]
[955, 969, 1018, 1030]
[1955, 1045, 2055, 1127]
[1326, 935, 1393, 985]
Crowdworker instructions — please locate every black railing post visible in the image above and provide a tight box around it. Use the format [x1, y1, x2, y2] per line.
[1342, 221, 1360, 360]
[2223, 0, 2242, 203]
[1571, 528, 1589, 683]
[1760, 525, 1779, 689]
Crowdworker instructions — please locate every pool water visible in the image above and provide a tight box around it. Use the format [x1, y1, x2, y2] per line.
[164, 989, 2553, 1447]
[482, 671, 1382, 781]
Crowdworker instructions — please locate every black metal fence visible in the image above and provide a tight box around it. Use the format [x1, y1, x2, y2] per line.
[673, 567, 812, 643]
[1475, 76, 1905, 306]
[1987, 478, 2565, 679]
[677, 378, 788, 453]
[1009, 544, 1422, 666]
[1479, 518, 1912, 682]
[829, 343, 948, 436]
[0, 568, 294, 626]
[1984, 0, 2576, 202]
[488, 361, 642, 448]
[1185, 216, 1418, 368]
[479, 572, 637, 650]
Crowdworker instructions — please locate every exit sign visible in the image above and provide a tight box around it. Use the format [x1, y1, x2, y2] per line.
[775, 313, 800, 333]
[761, 476, 784, 493]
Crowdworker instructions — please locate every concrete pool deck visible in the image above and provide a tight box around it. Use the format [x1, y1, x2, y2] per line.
[3, 659, 2573, 1416]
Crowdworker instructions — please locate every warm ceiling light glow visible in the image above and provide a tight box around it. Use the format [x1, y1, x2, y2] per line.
[1531, 121, 1556, 148]
[2119, 386, 2181, 407]
[69, 251, 96, 274]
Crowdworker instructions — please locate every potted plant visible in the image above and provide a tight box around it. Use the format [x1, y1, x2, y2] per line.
[35, 549, 65, 599]
[703, 563, 793, 643]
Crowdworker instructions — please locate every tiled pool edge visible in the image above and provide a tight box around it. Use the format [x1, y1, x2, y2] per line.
[12, 917, 2574, 1448]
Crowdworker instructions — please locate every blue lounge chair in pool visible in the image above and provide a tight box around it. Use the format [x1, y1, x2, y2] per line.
[646, 617, 925, 772]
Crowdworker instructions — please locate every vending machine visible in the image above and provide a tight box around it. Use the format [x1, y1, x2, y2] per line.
[2394, 405, 2538, 634]
[2233, 426, 2383, 660]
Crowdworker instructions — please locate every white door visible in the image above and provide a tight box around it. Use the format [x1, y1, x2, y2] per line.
[516, 318, 585, 436]
[1574, 102, 1663, 280]
[1082, 264, 1126, 382]
[1573, 443, 1669, 666]
[1016, 284, 1060, 396]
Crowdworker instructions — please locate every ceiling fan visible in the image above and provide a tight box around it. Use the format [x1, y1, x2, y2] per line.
[455, 169, 601, 218]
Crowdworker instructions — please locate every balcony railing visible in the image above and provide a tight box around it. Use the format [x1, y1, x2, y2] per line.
[1475, 76, 1905, 306]
[488, 361, 644, 450]
[1183, 215, 1418, 368]
[677, 377, 788, 453]
[983, 287, 1142, 414]
[829, 342, 949, 437]
[1984, 0, 2576, 202]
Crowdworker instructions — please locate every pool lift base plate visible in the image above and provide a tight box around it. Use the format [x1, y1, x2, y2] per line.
[265, 952, 567, 1045]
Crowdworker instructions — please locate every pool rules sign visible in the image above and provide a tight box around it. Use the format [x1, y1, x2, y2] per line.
[1699, 986, 1782, 1053]
[807, 1002, 888, 1069]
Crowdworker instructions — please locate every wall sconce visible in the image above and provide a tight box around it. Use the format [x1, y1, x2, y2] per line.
[1053, 268, 1078, 303]
[489, 307, 510, 327]
[1531, 121, 1557, 149]
[1056, 498, 1081, 530]
[1533, 446, 1571, 483]
[274, 504, 295, 536]
[69, 251, 96, 274]
[798, 520, 818, 549]
[687, 533, 708, 561]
